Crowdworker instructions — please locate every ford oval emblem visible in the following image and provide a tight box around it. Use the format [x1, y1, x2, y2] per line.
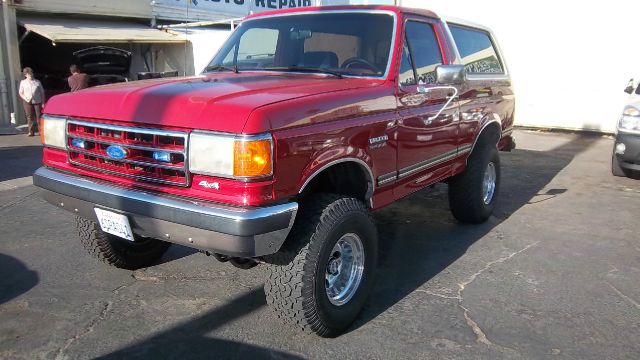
[106, 145, 128, 160]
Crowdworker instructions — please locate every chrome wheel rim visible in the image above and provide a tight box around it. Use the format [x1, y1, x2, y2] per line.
[325, 233, 365, 306]
[482, 162, 497, 204]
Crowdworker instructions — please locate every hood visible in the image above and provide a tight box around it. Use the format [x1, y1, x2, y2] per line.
[73, 46, 131, 76]
[44, 72, 383, 133]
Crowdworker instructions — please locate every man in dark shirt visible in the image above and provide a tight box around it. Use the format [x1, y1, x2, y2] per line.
[68, 64, 89, 92]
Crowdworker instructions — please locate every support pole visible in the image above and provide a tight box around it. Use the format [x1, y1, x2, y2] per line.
[2, 0, 23, 125]
[0, 2, 11, 125]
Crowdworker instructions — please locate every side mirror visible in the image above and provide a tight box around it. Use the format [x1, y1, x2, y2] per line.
[436, 65, 466, 85]
[624, 78, 634, 94]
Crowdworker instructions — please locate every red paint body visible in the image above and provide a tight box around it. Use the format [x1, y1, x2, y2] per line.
[41, 6, 514, 210]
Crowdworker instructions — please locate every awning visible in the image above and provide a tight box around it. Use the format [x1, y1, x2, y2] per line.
[18, 16, 187, 44]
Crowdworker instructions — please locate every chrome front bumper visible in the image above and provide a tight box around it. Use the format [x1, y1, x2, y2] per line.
[33, 167, 298, 257]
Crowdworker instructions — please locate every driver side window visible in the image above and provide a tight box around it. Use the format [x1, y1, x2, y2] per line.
[401, 21, 443, 85]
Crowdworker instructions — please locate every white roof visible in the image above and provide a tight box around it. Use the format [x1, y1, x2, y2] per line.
[18, 16, 187, 44]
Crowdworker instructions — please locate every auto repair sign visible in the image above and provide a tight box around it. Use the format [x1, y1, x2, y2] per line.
[164, 0, 317, 16]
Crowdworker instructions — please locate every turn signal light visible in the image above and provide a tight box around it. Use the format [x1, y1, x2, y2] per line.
[233, 139, 272, 177]
[39, 117, 45, 144]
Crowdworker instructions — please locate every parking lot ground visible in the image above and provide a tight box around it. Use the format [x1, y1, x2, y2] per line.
[1, 130, 639, 360]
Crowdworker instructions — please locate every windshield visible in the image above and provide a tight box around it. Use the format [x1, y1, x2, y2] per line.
[207, 12, 395, 78]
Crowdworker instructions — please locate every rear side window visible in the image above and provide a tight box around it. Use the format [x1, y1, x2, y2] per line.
[449, 25, 503, 74]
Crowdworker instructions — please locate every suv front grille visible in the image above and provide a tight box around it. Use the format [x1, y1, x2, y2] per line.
[66, 120, 189, 186]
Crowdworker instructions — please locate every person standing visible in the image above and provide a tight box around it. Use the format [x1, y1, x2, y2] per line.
[18, 67, 45, 137]
[68, 64, 89, 92]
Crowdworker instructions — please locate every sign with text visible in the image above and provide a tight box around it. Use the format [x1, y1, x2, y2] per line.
[152, 0, 326, 20]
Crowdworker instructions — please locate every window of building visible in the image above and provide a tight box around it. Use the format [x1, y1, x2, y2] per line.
[449, 25, 503, 74]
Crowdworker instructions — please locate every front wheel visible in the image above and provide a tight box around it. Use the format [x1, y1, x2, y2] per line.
[449, 144, 501, 223]
[264, 194, 378, 337]
[76, 217, 171, 270]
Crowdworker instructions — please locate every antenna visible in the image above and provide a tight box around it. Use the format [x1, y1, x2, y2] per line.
[184, 0, 190, 76]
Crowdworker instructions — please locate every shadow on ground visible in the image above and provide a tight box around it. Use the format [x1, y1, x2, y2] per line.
[351, 134, 599, 332]
[97, 288, 303, 360]
[156, 244, 199, 265]
[0, 253, 39, 305]
[98, 134, 599, 357]
[0, 146, 43, 182]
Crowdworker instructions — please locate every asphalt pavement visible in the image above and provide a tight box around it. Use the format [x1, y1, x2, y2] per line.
[0, 130, 639, 359]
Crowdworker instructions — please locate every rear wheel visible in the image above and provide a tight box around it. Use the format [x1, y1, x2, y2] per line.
[449, 144, 501, 223]
[264, 194, 377, 337]
[76, 217, 171, 270]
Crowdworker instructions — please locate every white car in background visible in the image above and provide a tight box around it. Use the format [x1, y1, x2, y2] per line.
[612, 78, 640, 177]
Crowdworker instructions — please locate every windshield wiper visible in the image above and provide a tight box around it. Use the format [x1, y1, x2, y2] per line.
[204, 65, 239, 74]
[262, 66, 343, 78]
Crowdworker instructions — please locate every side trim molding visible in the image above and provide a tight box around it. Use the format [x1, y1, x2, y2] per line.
[398, 149, 459, 179]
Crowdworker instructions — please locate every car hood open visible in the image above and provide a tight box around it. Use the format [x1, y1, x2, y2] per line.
[73, 46, 132, 76]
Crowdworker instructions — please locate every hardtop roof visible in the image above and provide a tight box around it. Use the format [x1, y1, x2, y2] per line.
[243, 5, 440, 21]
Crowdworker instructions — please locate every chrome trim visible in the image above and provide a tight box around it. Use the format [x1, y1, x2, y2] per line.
[398, 149, 459, 179]
[66, 119, 190, 187]
[69, 148, 185, 171]
[68, 134, 186, 154]
[188, 130, 274, 181]
[222, 10, 398, 80]
[190, 129, 273, 141]
[67, 120, 189, 140]
[458, 144, 473, 155]
[420, 86, 459, 122]
[377, 171, 398, 186]
[67, 161, 188, 187]
[34, 167, 297, 223]
[299, 158, 375, 199]
[33, 167, 298, 257]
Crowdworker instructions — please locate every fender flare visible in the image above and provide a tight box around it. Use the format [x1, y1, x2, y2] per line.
[298, 157, 375, 202]
[468, 116, 502, 158]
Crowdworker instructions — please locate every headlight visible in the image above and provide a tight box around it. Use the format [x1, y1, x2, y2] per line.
[188, 132, 273, 179]
[40, 115, 67, 149]
[623, 107, 640, 117]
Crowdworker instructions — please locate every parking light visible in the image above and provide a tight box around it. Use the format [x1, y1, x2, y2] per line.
[153, 151, 172, 163]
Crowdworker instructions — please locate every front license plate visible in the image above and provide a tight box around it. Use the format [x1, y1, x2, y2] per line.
[94, 208, 134, 241]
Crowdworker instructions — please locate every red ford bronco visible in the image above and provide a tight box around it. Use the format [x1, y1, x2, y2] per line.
[34, 5, 514, 336]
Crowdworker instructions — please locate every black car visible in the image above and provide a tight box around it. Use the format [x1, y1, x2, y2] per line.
[612, 79, 640, 178]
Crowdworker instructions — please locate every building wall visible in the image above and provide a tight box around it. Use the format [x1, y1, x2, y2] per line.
[14, 0, 150, 19]
[399, 0, 640, 133]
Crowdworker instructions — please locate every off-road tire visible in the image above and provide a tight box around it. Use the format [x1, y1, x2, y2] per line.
[76, 216, 171, 270]
[264, 194, 378, 337]
[449, 144, 501, 223]
[611, 153, 627, 177]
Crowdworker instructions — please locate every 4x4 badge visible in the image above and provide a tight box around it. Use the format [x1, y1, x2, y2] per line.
[198, 180, 220, 190]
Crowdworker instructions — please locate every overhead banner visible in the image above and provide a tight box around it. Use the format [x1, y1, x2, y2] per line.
[152, 0, 330, 21]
